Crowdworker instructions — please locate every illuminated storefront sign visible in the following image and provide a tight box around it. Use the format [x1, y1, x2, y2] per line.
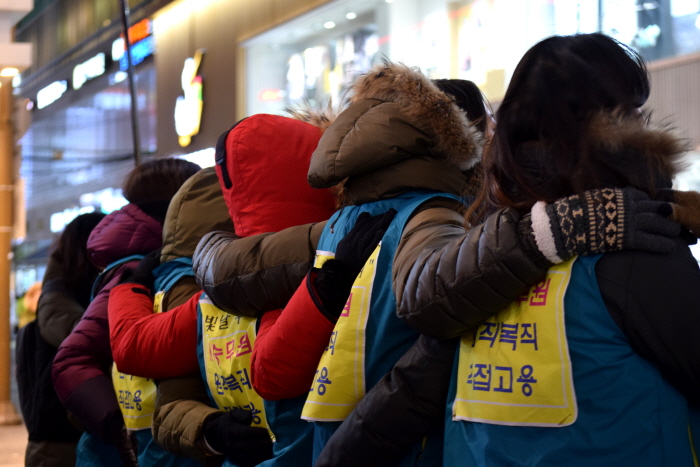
[73, 53, 106, 90]
[37, 81, 68, 109]
[175, 49, 205, 147]
[112, 19, 155, 71]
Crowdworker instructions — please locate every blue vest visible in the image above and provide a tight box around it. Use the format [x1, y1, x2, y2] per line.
[90, 254, 144, 301]
[196, 295, 314, 467]
[444, 256, 699, 466]
[153, 257, 195, 292]
[310, 191, 462, 467]
[258, 396, 314, 467]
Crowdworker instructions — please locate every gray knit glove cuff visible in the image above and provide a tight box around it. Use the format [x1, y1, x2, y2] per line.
[531, 187, 680, 264]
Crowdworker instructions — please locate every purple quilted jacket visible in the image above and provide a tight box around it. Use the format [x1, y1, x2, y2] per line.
[52, 203, 163, 442]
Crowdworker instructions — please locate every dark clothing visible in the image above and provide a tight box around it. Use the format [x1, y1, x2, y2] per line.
[16, 319, 83, 443]
[596, 235, 700, 404]
[36, 256, 95, 348]
[17, 252, 93, 467]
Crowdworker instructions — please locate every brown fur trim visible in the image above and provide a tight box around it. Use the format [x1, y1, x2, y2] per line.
[286, 102, 341, 135]
[670, 190, 700, 236]
[587, 111, 690, 180]
[348, 61, 482, 170]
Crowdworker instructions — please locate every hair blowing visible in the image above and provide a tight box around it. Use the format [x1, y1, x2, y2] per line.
[467, 33, 651, 225]
[122, 157, 201, 204]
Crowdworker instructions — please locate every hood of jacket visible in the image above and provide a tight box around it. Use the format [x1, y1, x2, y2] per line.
[516, 111, 689, 202]
[160, 167, 234, 263]
[87, 203, 163, 269]
[215, 113, 337, 237]
[307, 62, 483, 204]
[587, 111, 687, 190]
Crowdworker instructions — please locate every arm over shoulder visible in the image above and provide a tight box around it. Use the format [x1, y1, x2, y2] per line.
[109, 284, 201, 379]
[394, 206, 548, 340]
[250, 273, 336, 400]
[193, 222, 326, 316]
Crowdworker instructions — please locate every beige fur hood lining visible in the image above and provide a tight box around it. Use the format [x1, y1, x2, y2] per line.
[588, 111, 689, 179]
[348, 62, 482, 170]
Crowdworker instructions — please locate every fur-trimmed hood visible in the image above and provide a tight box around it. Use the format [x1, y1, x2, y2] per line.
[587, 111, 688, 184]
[307, 62, 483, 203]
[514, 110, 690, 206]
[348, 62, 482, 170]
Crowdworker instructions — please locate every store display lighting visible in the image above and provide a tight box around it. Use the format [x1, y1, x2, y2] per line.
[324, 21, 336, 29]
[346, 12, 357, 20]
[110, 71, 128, 84]
[0, 68, 19, 77]
[12, 74, 21, 88]
[179, 147, 215, 168]
[37, 81, 68, 109]
[258, 88, 285, 101]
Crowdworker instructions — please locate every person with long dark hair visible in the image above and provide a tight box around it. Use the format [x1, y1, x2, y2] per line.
[37, 213, 107, 347]
[442, 33, 700, 465]
[17, 212, 105, 467]
[319, 34, 700, 467]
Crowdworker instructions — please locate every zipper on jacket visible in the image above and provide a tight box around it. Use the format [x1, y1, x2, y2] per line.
[329, 206, 345, 233]
[413, 437, 427, 466]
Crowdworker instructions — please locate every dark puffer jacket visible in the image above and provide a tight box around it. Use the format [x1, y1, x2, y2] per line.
[37, 255, 96, 348]
[52, 203, 163, 442]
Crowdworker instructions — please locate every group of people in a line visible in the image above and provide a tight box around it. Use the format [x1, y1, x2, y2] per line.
[16, 32, 700, 467]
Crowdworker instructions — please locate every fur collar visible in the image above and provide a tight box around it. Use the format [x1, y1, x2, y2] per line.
[347, 62, 482, 170]
[286, 103, 339, 135]
[588, 111, 689, 179]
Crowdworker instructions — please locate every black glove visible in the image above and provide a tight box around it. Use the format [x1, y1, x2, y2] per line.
[656, 189, 700, 238]
[531, 187, 680, 264]
[118, 249, 162, 293]
[314, 209, 397, 319]
[115, 425, 139, 467]
[202, 408, 273, 467]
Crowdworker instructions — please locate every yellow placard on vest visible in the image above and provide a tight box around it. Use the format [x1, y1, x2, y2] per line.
[111, 291, 164, 431]
[301, 244, 381, 422]
[453, 259, 578, 427]
[199, 299, 274, 441]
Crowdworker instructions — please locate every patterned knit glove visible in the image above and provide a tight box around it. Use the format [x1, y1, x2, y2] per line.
[530, 187, 680, 264]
